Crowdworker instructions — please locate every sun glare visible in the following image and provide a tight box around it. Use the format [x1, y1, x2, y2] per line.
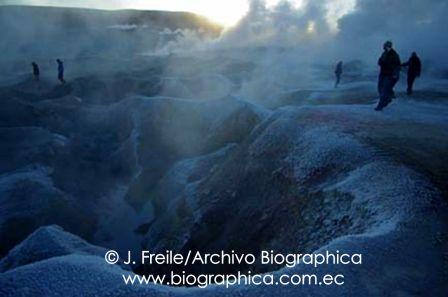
[126, 0, 249, 27]
[193, 1, 249, 27]
[307, 20, 316, 34]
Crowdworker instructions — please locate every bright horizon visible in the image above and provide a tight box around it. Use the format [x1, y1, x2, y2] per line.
[1, 0, 356, 27]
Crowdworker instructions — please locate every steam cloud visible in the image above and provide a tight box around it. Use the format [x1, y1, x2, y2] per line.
[168, 0, 448, 65]
[338, 0, 448, 65]
[1, 0, 447, 94]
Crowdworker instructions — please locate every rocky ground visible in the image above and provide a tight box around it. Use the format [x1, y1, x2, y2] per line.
[0, 22, 448, 295]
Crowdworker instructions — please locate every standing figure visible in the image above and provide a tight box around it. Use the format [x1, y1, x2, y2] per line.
[56, 59, 65, 84]
[375, 41, 401, 111]
[31, 62, 40, 81]
[334, 61, 343, 88]
[401, 52, 421, 95]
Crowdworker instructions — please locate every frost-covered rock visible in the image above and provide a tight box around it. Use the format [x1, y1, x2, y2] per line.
[140, 103, 448, 279]
[1, 210, 447, 297]
[0, 166, 93, 257]
[0, 255, 156, 297]
[0, 225, 106, 272]
[0, 127, 68, 174]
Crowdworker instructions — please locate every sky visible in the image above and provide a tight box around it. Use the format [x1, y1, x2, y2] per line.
[0, 0, 355, 26]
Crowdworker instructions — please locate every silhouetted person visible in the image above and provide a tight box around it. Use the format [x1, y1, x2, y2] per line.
[56, 59, 65, 84]
[334, 61, 343, 88]
[401, 52, 421, 95]
[31, 62, 40, 81]
[375, 41, 401, 111]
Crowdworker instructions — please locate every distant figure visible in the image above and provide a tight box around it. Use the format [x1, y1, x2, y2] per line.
[375, 41, 401, 111]
[334, 61, 343, 88]
[31, 62, 40, 81]
[401, 52, 421, 95]
[56, 59, 65, 84]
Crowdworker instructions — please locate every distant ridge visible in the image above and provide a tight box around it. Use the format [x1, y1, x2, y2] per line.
[0, 5, 223, 33]
[0, 5, 223, 61]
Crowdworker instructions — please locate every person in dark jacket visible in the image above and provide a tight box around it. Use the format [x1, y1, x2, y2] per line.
[56, 59, 65, 84]
[375, 41, 401, 111]
[334, 61, 343, 88]
[31, 62, 40, 81]
[401, 52, 421, 95]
